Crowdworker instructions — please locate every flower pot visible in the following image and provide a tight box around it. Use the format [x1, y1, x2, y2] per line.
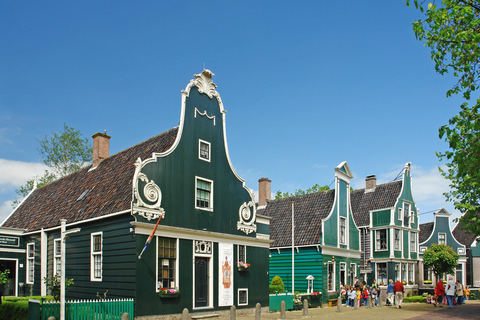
[159, 293, 179, 298]
[238, 266, 248, 272]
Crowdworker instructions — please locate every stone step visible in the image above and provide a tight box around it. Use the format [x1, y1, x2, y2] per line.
[191, 314, 220, 319]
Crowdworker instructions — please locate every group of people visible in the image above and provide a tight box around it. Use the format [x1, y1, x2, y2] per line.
[342, 277, 381, 308]
[427, 276, 470, 309]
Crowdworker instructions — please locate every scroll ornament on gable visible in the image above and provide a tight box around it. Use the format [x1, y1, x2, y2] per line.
[132, 157, 165, 221]
[237, 201, 256, 235]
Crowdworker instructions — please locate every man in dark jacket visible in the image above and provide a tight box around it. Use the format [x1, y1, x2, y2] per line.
[393, 279, 404, 308]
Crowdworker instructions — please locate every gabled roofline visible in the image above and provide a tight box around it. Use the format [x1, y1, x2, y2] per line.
[0, 181, 37, 227]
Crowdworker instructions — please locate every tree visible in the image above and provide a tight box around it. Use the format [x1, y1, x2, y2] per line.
[275, 184, 331, 199]
[408, 0, 480, 236]
[422, 243, 460, 279]
[44, 274, 74, 301]
[14, 124, 91, 203]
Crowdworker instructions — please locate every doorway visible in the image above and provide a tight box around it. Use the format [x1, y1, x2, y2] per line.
[195, 257, 209, 308]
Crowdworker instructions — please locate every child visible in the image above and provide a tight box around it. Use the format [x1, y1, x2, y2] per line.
[465, 285, 470, 301]
[346, 286, 351, 307]
[357, 287, 361, 307]
[363, 286, 369, 306]
[371, 287, 377, 307]
[349, 287, 357, 307]
[427, 294, 436, 306]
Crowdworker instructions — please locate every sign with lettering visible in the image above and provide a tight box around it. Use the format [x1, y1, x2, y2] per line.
[0, 236, 19, 247]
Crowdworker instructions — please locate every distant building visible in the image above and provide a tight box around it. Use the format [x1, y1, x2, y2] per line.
[453, 216, 480, 286]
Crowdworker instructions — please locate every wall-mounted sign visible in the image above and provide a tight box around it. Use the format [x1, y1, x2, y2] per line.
[0, 236, 20, 247]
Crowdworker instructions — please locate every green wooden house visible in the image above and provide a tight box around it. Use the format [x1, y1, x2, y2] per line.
[453, 219, 480, 287]
[350, 162, 420, 287]
[418, 208, 467, 285]
[0, 70, 270, 317]
[258, 162, 361, 303]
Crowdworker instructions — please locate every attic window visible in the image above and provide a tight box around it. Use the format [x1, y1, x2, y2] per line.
[77, 190, 90, 201]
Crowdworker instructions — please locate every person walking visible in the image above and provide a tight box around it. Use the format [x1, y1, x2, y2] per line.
[436, 278, 446, 307]
[445, 276, 456, 309]
[386, 279, 394, 306]
[456, 280, 464, 305]
[393, 279, 404, 309]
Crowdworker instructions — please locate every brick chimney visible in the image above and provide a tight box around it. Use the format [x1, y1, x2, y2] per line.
[258, 178, 271, 207]
[365, 175, 376, 191]
[92, 132, 111, 168]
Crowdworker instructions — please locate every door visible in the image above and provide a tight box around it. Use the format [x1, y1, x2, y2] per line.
[0, 260, 16, 296]
[195, 257, 209, 307]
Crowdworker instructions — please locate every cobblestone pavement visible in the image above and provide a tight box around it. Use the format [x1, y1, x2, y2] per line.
[215, 300, 480, 320]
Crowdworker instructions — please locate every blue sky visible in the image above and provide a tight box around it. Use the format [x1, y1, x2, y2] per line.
[0, 1, 466, 226]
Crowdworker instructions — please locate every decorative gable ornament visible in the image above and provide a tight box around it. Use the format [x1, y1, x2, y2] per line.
[237, 201, 257, 235]
[193, 69, 218, 99]
[132, 157, 165, 221]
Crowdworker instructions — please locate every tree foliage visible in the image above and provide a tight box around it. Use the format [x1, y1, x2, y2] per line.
[408, 0, 480, 236]
[43, 274, 74, 301]
[275, 184, 331, 199]
[14, 124, 91, 202]
[422, 243, 460, 278]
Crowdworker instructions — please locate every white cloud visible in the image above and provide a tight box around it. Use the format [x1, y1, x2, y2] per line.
[0, 159, 48, 188]
[0, 200, 14, 225]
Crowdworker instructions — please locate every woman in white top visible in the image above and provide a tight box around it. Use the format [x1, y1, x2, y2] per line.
[445, 276, 456, 309]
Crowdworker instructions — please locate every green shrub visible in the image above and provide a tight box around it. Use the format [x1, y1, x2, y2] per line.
[470, 292, 477, 300]
[271, 276, 285, 292]
[0, 300, 28, 320]
[403, 296, 427, 303]
[269, 285, 284, 294]
[407, 291, 412, 297]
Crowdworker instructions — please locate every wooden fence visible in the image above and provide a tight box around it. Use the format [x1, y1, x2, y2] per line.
[40, 298, 134, 320]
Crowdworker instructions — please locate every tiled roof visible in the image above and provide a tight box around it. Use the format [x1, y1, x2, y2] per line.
[452, 218, 477, 247]
[351, 180, 402, 227]
[261, 190, 335, 248]
[419, 222, 434, 244]
[2, 128, 178, 232]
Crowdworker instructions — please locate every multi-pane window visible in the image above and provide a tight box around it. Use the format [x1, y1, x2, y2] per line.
[394, 229, 401, 250]
[54, 239, 61, 276]
[395, 263, 400, 281]
[339, 217, 346, 244]
[438, 233, 446, 245]
[199, 140, 211, 162]
[327, 262, 335, 291]
[401, 263, 407, 282]
[238, 245, 246, 263]
[27, 243, 35, 284]
[403, 202, 410, 227]
[340, 262, 346, 286]
[408, 263, 414, 283]
[410, 232, 417, 252]
[376, 229, 387, 250]
[377, 263, 387, 285]
[196, 178, 213, 210]
[238, 289, 248, 305]
[424, 266, 432, 281]
[158, 237, 176, 289]
[91, 233, 102, 281]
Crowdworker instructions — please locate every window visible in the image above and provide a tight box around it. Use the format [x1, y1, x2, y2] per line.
[199, 140, 211, 162]
[238, 245, 246, 263]
[398, 207, 402, 221]
[91, 232, 103, 281]
[376, 229, 387, 250]
[395, 263, 400, 281]
[339, 217, 346, 244]
[340, 262, 346, 286]
[394, 229, 401, 251]
[438, 233, 446, 245]
[158, 237, 177, 290]
[26, 243, 35, 284]
[458, 247, 465, 255]
[377, 263, 387, 285]
[401, 263, 407, 282]
[408, 263, 414, 283]
[420, 246, 427, 253]
[403, 202, 410, 227]
[410, 232, 417, 252]
[196, 177, 213, 210]
[424, 266, 432, 281]
[327, 261, 335, 291]
[238, 289, 248, 306]
[410, 210, 415, 224]
[54, 239, 61, 276]
[349, 263, 357, 286]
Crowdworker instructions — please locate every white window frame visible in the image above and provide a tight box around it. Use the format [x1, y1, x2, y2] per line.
[410, 232, 417, 253]
[376, 229, 388, 251]
[157, 237, 178, 291]
[398, 207, 402, 221]
[26, 243, 35, 284]
[54, 239, 61, 276]
[410, 210, 415, 225]
[350, 263, 357, 278]
[420, 246, 427, 253]
[403, 202, 411, 227]
[340, 262, 347, 286]
[195, 177, 214, 211]
[90, 232, 103, 282]
[238, 288, 248, 306]
[438, 233, 447, 245]
[394, 229, 401, 251]
[395, 262, 400, 280]
[238, 244, 246, 263]
[339, 217, 346, 245]
[198, 139, 211, 162]
[458, 247, 465, 255]
[327, 261, 336, 292]
[408, 263, 414, 283]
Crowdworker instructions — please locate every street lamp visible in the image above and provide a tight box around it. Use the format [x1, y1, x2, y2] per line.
[60, 219, 80, 320]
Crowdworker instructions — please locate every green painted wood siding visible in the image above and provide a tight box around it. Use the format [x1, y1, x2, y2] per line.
[372, 210, 390, 227]
[420, 215, 465, 256]
[23, 234, 41, 297]
[269, 247, 323, 293]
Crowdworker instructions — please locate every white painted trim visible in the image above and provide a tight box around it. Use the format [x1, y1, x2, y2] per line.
[256, 214, 272, 225]
[198, 139, 211, 162]
[327, 261, 336, 293]
[90, 232, 103, 282]
[26, 243, 35, 284]
[0, 258, 18, 296]
[438, 232, 447, 246]
[192, 240, 214, 310]
[0, 184, 37, 227]
[238, 288, 248, 306]
[41, 230, 47, 296]
[237, 244, 246, 263]
[0, 227, 26, 235]
[321, 246, 362, 259]
[132, 222, 271, 248]
[53, 239, 61, 276]
[195, 176, 214, 212]
[375, 229, 388, 251]
[0, 248, 25, 253]
[156, 237, 179, 292]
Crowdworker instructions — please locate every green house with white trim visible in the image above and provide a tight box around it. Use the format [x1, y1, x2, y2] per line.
[258, 162, 361, 302]
[0, 70, 270, 317]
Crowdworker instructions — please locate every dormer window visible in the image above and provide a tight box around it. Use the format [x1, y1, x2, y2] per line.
[199, 140, 211, 162]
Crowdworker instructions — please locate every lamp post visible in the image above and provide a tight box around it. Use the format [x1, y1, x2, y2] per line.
[60, 219, 80, 320]
[291, 200, 294, 293]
